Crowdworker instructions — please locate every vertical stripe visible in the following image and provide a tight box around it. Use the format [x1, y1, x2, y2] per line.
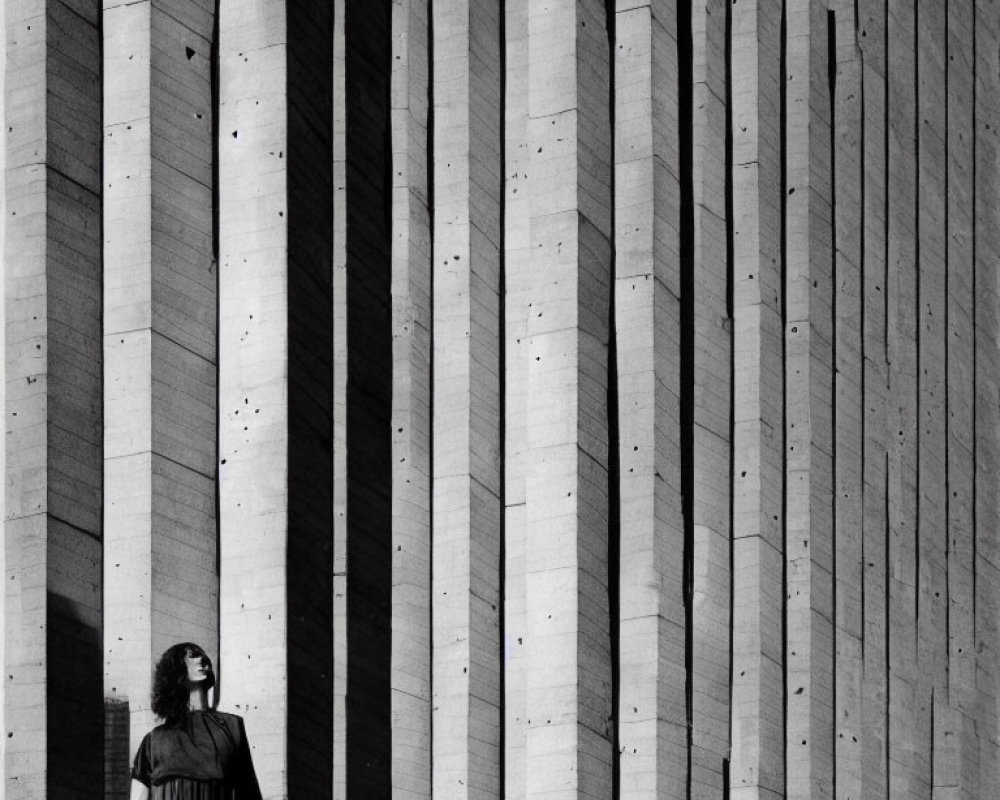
[858, 1, 890, 796]
[784, 2, 835, 798]
[915, 2, 947, 794]
[219, 1, 334, 795]
[614, 1, 685, 796]
[5, 1, 103, 796]
[945, 0, 978, 796]
[103, 2, 218, 789]
[391, 1, 432, 797]
[729, 0, 785, 796]
[524, 2, 614, 798]
[503, 0, 531, 795]
[690, 0, 733, 795]
[886, 0, 919, 794]
[343, 2, 393, 796]
[828, 4, 864, 799]
[432, 0, 504, 797]
[973, 0, 1000, 791]
[332, 1, 348, 796]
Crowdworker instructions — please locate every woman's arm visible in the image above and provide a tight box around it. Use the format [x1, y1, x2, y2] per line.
[234, 717, 263, 800]
[129, 779, 150, 800]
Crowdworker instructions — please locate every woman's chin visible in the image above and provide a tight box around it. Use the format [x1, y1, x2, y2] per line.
[188, 674, 215, 690]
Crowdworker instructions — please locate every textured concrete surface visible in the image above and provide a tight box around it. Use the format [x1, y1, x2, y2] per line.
[4, 1, 103, 797]
[102, 3, 218, 792]
[2, 2, 1000, 799]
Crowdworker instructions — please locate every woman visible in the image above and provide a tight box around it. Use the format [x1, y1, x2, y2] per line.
[129, 643, 262, 800]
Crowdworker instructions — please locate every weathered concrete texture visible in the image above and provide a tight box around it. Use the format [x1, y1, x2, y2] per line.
[829, 3, 865, 799]
[886, 0, 920, 796]
[9, 2, 1000, 798]
[218, 1, 333, 798]
[614, 2, 685, 797]
[102, 2, 218, 790]
[917, 3, 948, 796]
[503, 0, 530, 796]
[784, 3, 834, 799]
[0, 0, 5, 779]
[975, 2, 1000, 792]
[858, 2, 890, 797]
[4, 0, 103, 797]
[729, 0, 784, 797]
[946, 1, 979, 796]
[525, 2, 613, 799]
[689, 1, 732, 796]
[390, 2, 432, 799]
[432, 1, 503, 798]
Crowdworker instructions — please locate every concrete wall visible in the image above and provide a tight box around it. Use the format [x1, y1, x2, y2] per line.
[2, 1, 1000, 798]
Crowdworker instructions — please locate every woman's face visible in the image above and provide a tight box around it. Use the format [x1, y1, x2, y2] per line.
[183, 646, 213, 685]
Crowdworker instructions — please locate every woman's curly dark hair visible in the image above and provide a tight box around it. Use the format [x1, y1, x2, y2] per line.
[152, 642, 214, 727]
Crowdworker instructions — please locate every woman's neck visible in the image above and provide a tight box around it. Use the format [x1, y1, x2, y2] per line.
[188, 685, 210, 712]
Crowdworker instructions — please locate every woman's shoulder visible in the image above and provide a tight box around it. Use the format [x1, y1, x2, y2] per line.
[199, 709, 248, 740]
[147, 710, 245, 735]
[206, 709, 245, 726]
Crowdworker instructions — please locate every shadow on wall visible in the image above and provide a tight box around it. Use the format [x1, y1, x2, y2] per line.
[46, 591, 103, 799]
[104, 697, 131, 800]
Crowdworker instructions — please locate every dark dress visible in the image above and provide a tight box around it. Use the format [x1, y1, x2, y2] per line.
[131, 710, 262, 800]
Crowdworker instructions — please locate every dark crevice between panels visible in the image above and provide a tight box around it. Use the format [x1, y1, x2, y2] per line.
[883, 0, 892, 778]
[930, 685, 936, 788]
[882, 9, 890, 363]
[943, 0, 950, 681]
[971, 0, 978, 639]
[426, 0, 435, 782]
[884, 450, 892, 792]
[211, 0, 222, 609]
[286, 0, 335, 796]
[677, 0, 696, 796]
[724, 0, 734, 794]
[779, 1, 789, 795]
[497, 1, 507, 797]
[912, 0, 921, 638]
[827, 11, 838, 797]
[859, 11, 868, 675]
[428, 0, 436, 780]
[344, 1, 393, 798]
[604, 4, 620, 800]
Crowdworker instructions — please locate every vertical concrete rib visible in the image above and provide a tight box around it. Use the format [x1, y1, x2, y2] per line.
[613, 1, 685, 797]
[915, 0, 947, 793]
[391, 1, 432, 798]
[857, 1, 890, 796]
[974, 1, 1000, 790]
[885, 0, 919, 795]
[0, 0, 6, 784]
[503, 0, 531, 795]
[524, 1, 614, 798]
[102, 0, 218, 789]
[944, 0, 978, 794]
[827, 5, 864, 800]
[332, 0, 347, 796]
[4, 0, 103, 796]
[783, 3, 835, 798]
[728, 0, 784, 796]
[431, 0, 503, 797]
[218, 0, 334, 796]
[689, 0, 732, 796]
